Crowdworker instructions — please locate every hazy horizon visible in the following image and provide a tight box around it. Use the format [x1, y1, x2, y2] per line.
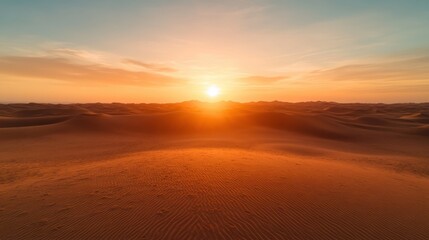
[1, 2, 429, 238]
[2, 99, 429, 105]
[2, 94, 429, 240]
[1, 0, 428, 103]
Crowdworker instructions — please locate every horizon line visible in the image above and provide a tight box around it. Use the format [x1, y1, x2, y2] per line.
[1, 100, 428, 105]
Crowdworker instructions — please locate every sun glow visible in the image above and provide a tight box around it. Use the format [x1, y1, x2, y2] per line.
[206, 85, 220, 97]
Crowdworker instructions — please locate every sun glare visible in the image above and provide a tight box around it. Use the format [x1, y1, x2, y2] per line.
[206, 85, 220, 97]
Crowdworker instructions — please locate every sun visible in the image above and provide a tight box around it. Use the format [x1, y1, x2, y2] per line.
[206, 84, 220, 97]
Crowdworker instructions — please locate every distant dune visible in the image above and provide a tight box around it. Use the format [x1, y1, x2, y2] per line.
[0, 102, 428, 239]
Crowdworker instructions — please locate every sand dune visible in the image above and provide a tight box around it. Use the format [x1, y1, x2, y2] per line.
[0, 102, 428, 239]
[0, 115, 72, 128]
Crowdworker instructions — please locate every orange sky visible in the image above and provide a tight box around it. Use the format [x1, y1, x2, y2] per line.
[0, 0, 428, 103]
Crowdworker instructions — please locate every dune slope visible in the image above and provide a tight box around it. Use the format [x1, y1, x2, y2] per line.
[1, 149, 429, 240]
[0, 102, 428, 239]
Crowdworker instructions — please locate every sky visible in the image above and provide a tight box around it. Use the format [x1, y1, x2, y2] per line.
[0, 0, 428, 103]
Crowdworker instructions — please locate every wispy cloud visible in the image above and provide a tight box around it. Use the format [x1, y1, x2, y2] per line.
[47, 47, 103, 61]
[239, 75, 287, 85]
[122, 58, 176, 73]
[305, 55, 429, 83]
[0, 56, 183, 86]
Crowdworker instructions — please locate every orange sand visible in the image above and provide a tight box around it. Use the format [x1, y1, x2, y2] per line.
[0, 102, 428, 239]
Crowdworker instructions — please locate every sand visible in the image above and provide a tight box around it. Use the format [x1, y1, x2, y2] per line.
[0, 102, 428, 239]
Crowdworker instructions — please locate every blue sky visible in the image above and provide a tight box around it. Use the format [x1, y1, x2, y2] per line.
[0, 0, 428, 102]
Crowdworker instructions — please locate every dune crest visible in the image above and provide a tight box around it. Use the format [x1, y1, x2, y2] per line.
[1, 102, 428, 239]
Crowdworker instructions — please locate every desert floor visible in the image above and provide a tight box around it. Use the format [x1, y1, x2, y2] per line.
[0, 102, 428, 239]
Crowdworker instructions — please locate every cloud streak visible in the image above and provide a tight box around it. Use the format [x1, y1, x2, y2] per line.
[0, 56, 183, 86]
[239, 75, 287, 85]
[306, 55, 429, 83]
[122, 58, 177, 73]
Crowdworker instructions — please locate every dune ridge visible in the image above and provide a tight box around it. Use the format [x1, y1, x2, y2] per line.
[1, 102, 428, 137]
[0, 102, 428, 239]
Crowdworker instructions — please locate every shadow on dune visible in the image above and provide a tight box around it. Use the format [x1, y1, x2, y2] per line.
[15, 111, 355, 141]
[0, 115, 73, 128]
[0, 102, 428, 142]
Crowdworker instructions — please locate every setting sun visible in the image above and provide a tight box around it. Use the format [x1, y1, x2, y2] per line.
[1, 1, 428, 239]
[206, 85, 220, 97]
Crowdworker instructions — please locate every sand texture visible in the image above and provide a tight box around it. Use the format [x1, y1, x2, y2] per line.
[0, 102, 428, 239]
